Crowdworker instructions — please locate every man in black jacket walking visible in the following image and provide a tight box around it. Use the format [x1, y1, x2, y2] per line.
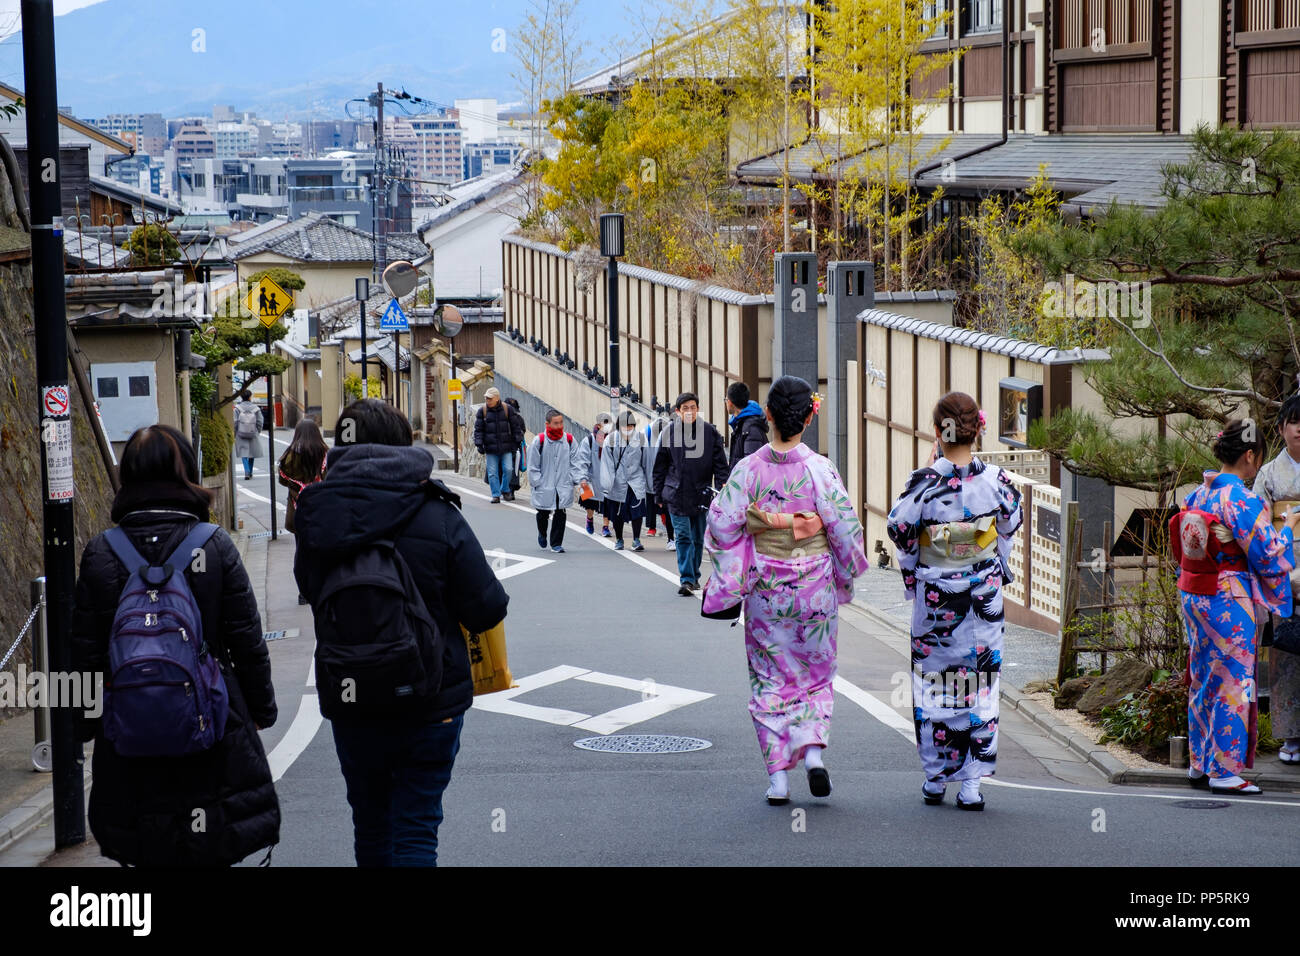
[474, 386, 525, 502]
[725, 381, 769, 467]
[653, 392, 729, 596]
[294, 399, 509, 867]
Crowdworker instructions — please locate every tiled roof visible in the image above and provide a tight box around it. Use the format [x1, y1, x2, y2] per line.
[857, 308, 1110, 364]
[739, 132, 1196, 211]
[230, 213, 427, 263]
[63, 225, 133, 268]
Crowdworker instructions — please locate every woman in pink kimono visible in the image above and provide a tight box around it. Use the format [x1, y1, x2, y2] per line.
[703, 376, 869, 805]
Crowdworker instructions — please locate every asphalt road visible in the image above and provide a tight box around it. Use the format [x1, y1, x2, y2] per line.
[233, 465, 1300, 867]
[8, 451, 1297, 868]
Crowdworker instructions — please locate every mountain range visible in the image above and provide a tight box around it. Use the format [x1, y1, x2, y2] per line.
[0, 0, 655, 120]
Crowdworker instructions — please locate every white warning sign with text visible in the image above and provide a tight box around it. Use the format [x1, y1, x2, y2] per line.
[43, 419, 75, 500]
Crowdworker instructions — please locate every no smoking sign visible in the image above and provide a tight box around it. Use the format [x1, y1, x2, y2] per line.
[42, 385, 69, 417]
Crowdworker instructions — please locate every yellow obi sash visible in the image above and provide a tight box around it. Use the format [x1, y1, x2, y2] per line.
[746, 505, 830, 558]
[919, 516, 998, 568]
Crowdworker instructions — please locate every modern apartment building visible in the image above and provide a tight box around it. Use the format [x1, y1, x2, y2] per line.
[89, 112, 166, 156]
[213, 122, 258, 159]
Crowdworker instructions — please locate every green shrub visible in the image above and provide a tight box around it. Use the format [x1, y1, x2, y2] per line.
[1098, 670, 1188, 757]
[198, 409, 233, 478]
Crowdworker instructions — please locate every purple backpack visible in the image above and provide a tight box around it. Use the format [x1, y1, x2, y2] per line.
[102, 523, 229, 757]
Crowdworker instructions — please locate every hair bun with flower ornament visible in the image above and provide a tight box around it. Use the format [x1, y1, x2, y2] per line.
[810, 392, 823, 416]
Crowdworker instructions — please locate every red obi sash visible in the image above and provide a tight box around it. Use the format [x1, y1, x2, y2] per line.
[1168, 507, 1248, 595]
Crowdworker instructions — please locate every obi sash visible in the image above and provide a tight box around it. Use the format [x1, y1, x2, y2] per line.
[919, 516, 998, 569]
[745, 505, 830, 558]
[1169, 507, 1248, 596]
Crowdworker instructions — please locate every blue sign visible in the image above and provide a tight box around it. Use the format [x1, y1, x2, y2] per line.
[379, 298, 409, 332]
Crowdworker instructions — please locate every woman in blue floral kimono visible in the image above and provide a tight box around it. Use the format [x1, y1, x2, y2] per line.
[703, 377, 869, 805]
[887, 392, 1022, 810]
[1176, 420, 1297, 794]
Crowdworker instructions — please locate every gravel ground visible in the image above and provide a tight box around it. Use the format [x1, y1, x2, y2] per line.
[1021, 691, 1171, 771]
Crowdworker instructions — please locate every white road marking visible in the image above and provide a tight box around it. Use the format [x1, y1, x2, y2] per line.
[472, 664, 593, 726]
[472, 664, 713, 734]
[267, 692, 323, 782]
[833, 675, 914, 735]
[482, 549, 554, 580]
[237, 483, 288, 512]
[442, 478, 687, 589]
[571, 671, 714, 735]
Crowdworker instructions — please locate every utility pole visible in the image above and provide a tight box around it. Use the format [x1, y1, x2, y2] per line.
[375, 82, 387, 283]
[22, 0, 85, 848]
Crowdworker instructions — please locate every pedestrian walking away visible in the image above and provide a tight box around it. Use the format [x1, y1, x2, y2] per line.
[887, 392, 1023, 810]
[725, 381, 769, 468]
[474, 386, 525, 503]
[653, 392, 728, 594]
[293, 399, 510, 866]
[1251, 393, 1300, 766]
[1173, 419, 1296, 795]
[528, 408, 582, 553]
[601, 410, 648, 551]
[233, 387, 265, 481]
[703, 376, 868, 804]
[71, 424, 280, 866]
[576, 412, 614, 536]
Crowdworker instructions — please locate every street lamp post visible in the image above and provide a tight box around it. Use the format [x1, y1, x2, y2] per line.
[355, 276, 370, 391]
[599, 213, 625, 421]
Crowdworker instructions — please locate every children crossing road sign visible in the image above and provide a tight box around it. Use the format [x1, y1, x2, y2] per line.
[245, 276, 293, 328]
[380, 298, 409, 332]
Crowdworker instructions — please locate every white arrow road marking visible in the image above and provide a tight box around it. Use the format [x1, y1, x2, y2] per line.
[472, 664, 713, 734]
[482, 549, 554, 580]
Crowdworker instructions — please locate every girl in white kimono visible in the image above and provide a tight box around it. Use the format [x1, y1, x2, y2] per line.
[887, 392, 1023, 810]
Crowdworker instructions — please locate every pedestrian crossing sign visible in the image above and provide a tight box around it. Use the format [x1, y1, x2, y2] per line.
[246, 276, 293, 328]
[380, 298, 409, 332]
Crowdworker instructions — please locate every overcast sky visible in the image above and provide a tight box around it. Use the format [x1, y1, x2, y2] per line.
[0, 0, 107, 40]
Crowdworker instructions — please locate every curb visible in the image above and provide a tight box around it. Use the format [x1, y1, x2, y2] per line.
[0, 767, 93, 858]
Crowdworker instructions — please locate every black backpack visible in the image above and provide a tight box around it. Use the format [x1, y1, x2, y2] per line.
[310, 538, 444, 720]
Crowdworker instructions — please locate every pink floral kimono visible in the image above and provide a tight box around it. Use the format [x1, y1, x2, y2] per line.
[703, 444, 869, 772]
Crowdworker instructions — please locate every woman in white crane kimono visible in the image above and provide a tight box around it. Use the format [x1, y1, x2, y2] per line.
[888, 392, 1022, 810]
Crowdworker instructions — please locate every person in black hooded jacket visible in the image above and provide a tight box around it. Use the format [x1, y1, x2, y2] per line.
[293, 398, 509, 867]
[72, 424, 279, 867]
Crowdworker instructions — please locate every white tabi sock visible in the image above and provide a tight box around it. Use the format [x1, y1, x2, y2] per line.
[766, 770, 789, 799]
[923, 779, 946, 796]
[959, 778, 982, 803]
[804, 746, 825, 769]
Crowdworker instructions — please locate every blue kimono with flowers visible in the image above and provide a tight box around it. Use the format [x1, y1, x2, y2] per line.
[1180, 471, 1293, 778]
[887, 457, 1023, 783]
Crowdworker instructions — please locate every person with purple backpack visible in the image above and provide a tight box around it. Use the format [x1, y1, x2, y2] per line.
[71, 424, 280, 866]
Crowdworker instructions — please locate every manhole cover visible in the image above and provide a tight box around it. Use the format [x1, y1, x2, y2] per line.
[1171, 800, 1232, 809]
[573, 734, 712, 753]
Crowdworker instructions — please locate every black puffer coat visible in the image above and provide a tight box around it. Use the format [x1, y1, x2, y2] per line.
[293, 443, 510, 723]
[71, 486, 279, 867]
[473, 402, 524, 456]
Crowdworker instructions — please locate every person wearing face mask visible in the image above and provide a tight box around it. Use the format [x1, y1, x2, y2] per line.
[575, 413, 613, 536]
[653, 392, 729, 595]
[1174, 419, 1298, 794]
[600, 410, 648, 551]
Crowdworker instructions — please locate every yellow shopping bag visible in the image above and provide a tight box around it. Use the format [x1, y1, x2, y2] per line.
[461, 621, 516, 695]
